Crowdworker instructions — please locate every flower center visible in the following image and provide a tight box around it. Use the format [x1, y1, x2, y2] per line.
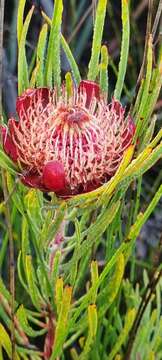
[58, 106, 90, 125]
[67, 108, 89, 124]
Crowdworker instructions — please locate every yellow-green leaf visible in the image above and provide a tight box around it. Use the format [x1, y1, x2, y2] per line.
[51, 286, 72, 359]
[0, 324, 20, 360]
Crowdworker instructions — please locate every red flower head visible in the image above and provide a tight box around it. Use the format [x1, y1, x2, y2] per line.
[2, 81, 135, 196]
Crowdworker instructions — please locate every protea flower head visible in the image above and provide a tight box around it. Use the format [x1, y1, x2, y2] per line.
[2, 81, 135, 196]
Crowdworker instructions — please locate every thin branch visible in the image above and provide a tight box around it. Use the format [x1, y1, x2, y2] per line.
[92, 0, 97, 24]
[152, 0, 162, 40]
[0, 0, 16, 358]
[133, 0, 148, 20]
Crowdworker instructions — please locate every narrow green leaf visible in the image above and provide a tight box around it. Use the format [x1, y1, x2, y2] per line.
[127, 305, 156, 355]
[141, 54, 162, 132]
[123, 146, 152, 178]
[107, 308, 136, 360]
[138, 115, 156, 152]
[90, 261, 99, 303]
[79, 305, 98, 360]
[61, 35, 81, 84]
[46, 202, 66, 245]
[66, 242, 128, 337]
[82, 201, 121, 258]
[36, 24, 48, 86]
[65, 72, 73, 98]
[73, 251, 91, 294]
[24, 189, 43, 239]
[123, 143, 162, 185]
[55, 277, 64, 314]
[132, 79, 144, 118]
[51, 286, 72, 359]
[63, 201, 121, 273]
[138, 35, 153, 115]
[69, 219, 82, 286]
[7, 173, 25, 216]
[149, 352, 155, 360]
[98, 253, 125, 317]
[18, 6, 34, 95]
[128, 184, 162, 241]
[88, 305, 98, 338]
[100, 145, 134, 200]
[25, 255, 44, 310]
[28, 49, 37, 78]
[45, 0, 63, 89]
[70, 348, 79, 360]
[17, 251, 30, 293]
[29, 62, 40, 88]
[24, 189, 42, 224]
[149, 128, 162, 148]
[51, 250, 61, 289]
[42, 11, 81, 84]
[16, 305, 46, 338]
[88, 0, 107, 81]
[134, 35, 153, 139]
[0, 324, 20, 359]
[17, 0, 26, 46]
[0, 148, 18, 175]
[37, 265, 50, 301]
[16, 346, 43, 359]
[0, 345, 3, 360]
[100, 45, 109, 97]
[21, 216, 30, 265]
[114, 0, 130, 100]
[39, 209, 53, 247]
[0, 277, 18, 307]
